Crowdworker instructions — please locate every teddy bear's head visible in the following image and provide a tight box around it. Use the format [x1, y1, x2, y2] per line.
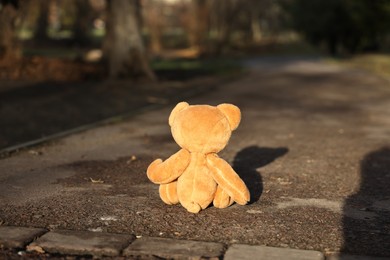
[168, 102, 241, 153]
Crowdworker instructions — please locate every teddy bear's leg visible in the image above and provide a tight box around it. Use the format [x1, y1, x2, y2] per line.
[213, 186, 234, 208]
[207, 154, 250, 205]
[147, 149, 190, 184]
[183, 202, 202, 213]
[177, 169, 217, 213]
[159, 182, 179, 205]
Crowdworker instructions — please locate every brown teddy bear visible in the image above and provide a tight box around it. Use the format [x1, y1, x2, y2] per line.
[147, 102, 250, 213]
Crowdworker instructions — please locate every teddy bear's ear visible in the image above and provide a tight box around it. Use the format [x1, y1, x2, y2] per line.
[169, 102, 189, 126]
[217, 103, 241, 130]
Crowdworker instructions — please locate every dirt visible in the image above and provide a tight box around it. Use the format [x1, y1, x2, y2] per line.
[0, 56, 105, 82]
[0, 64, 222, 151]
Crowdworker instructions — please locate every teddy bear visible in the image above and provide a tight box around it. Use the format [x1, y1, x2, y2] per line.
[147, 102, 250, 213]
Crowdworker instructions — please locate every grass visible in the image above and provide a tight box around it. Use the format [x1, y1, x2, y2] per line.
[21, 47, 243, 78]
[330, 54, 390, 79]
[23, 48, 81, 59]
[151, 58, 243, 76]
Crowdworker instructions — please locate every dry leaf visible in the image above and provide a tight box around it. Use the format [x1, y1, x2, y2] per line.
[246, 209, 263, 214]
[127, 155, 137, 164]
[277, 177, 292, 185]
[89, 177, 104, 184]
[26, 245, 45, 254]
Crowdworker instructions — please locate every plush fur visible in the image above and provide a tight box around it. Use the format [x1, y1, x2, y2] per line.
[147, 102, 250, 213]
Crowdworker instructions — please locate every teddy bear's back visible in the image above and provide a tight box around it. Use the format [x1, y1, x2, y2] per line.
[177, 152, 217, 212]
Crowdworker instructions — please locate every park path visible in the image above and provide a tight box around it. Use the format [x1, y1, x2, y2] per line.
[0, 56, 390, 258]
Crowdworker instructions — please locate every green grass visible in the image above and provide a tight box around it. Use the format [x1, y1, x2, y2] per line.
[151, 58, 243, 76]
[21, 48, 243, 77]
[23, 48, 81, 59]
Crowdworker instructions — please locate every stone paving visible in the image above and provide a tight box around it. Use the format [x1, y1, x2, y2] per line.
[0, 226, 323, 259]
[1, 226, 388, 259]
[1, 57, 390, 259]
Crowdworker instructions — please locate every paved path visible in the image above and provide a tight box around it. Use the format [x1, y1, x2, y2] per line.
[1, 57, 390, 258]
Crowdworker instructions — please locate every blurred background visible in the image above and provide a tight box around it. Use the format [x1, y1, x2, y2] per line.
[1, 0, 390, 151]
[1, 0, 390, 81]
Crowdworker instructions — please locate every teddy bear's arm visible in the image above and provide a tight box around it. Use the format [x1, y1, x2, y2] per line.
[206, 154, 250, 205]
[147, 149, 190, 184]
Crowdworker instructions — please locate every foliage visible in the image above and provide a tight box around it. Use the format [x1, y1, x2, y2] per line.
[285, 0, 390, 55]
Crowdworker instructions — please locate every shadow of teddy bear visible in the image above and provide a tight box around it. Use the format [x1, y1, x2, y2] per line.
[233, 146, 288, 204]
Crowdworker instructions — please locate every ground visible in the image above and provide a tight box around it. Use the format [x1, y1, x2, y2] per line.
[0, 56, 389, 258]
[0, 56, 238, 151]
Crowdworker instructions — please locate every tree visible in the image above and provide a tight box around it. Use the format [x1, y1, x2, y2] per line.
[208, 0, 244, 55]
[249, 1, 263, 43]
[143, 0, 165, 54]
[0, 0, 21, 61]
[345, 0, 390, 51]
[34, 0, 50, 40]
[104, 0, 155, 80]
[73, 0, 91, 46]
[286, 0, 390, 55]
[187, 0, 209, 52]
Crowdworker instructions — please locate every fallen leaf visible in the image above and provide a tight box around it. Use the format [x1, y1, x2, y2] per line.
[127, 155, 137, 164]
[28, 150, 42, 156]
[277, 177, 292, 185]
[26, 245, 45, 254]
[90, 177, 104, 184]
[88, 227, 103, 232]
[100, 216, 118, 221]
[246, 209, 263, 214]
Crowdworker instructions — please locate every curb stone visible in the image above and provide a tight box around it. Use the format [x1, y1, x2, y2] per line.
[327, 254, 390, 260]
[29, 229, 135, 257]
[123, 236, 225, 259]
[0, 226, 47, 249]
[224, 244, 324, 260]
[0, 226, 388, 259]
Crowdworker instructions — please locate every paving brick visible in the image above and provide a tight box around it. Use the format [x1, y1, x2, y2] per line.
[224, 244, 324, 260]
[0, 226, 47, 249]
[29, 229, 135, 257]
[327, 254, 389, 260]
[123, 236, 225, 259]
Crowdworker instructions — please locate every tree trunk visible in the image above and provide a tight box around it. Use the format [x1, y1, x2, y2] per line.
[209, 0, 239, 56]
[144, 0, 164, 54]
[251, 10, 262, 43]
[73, 0, 91, 46]
[149, 24, 162, 54]
[0, 0, 21, 61]
[35, 0, 49, 40]
[104, 0, 155, 80]
[188, 0, 209, 52]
